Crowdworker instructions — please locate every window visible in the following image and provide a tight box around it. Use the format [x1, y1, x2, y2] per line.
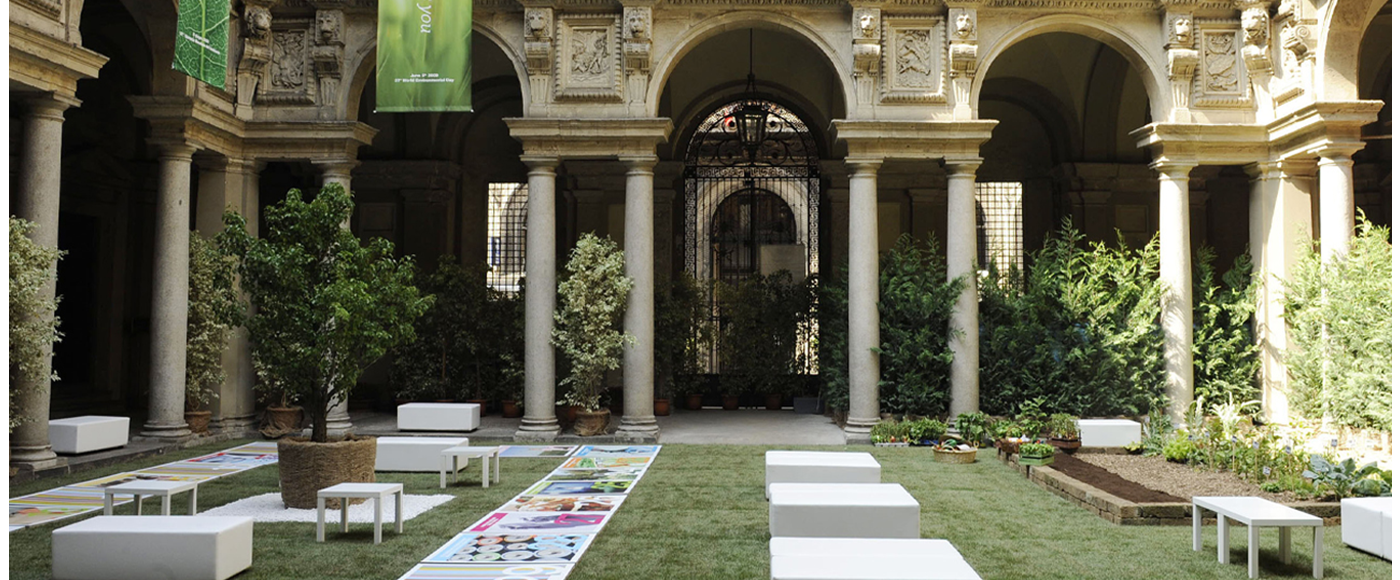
[486, 182, 528, 293]
[975, 182, 1023, 275]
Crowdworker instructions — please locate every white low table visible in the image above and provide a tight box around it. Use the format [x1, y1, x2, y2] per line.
[317, 482, 404, 545]
[1340, 497, 1392, 560]
[397, 402, 480, 431]
[440, 445, 502, 488]
[375, 436, 469, 472]
[1193, 496, 1323, 579]
[765, 451, 881, 499]
[1076, 419, 1141, 447]
[49, 416, 129, 454]
[103, 479, 199, 515]
[52, 515, 253, 580]
[771, 555, 981, 580]
[769, 483, 920, 539]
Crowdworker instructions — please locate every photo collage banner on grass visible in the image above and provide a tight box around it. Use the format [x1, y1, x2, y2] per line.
[399, 445, 662, 580]
[8, 441, 278, 531]
[377, 0, 473, 112]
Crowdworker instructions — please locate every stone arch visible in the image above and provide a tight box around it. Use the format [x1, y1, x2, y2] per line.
[1318, 0, 1390, 100]
[344, 22, 529, 119]
[647, 11, 854, 117]
[972, 15, 1168, 123]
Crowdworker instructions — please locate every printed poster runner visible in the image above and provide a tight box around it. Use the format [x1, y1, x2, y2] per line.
[523, 480, 634, 496]
[498, 446, 578, 458]
[501, 495, 624, 513]
[9, 441, 279, 530]
[559, 456, 651, 469]
[466, 512, 611, 535]
[570, 445, 659, 457]
[425, 533, 595, 564]
[399, 563, 571, 580]
[541, 466, 646, 481]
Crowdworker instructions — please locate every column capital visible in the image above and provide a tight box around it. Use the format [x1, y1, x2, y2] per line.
[155, 142, 199, 162]
[22, 94, 78, 120]
[619, 154, 658, 172]
[1244, 158, 1316, 180]
[1315, 149, 1360, 167]
[522, 156, 559, 172]
[944, 159, 981, 177]
[845, 158, 882, 175]
[313, 158, 359, 178]
[1150, 160, 1195, 179]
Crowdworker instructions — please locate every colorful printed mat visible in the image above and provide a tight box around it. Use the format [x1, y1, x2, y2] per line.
[9, 441, 279, 530]
[398, 444, 660, 580]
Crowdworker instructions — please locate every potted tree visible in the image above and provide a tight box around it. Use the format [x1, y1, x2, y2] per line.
[220, 184, 430, 509]
[184, 234, 239, 435]
[9, 216, 63, 433]
[1047, 413, 1082, 454]
[654, 275, 712, 417]
[552, 234, 634, 437]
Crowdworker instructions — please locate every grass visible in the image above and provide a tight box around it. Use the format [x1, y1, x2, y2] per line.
[10, 443, 1393, 579]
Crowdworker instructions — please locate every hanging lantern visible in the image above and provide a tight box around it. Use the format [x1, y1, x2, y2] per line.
[735, 103, 769, 159]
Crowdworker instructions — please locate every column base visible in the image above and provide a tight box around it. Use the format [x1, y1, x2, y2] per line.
[215, 414, 259, 436]
[140, 421, 192, 440]
[843, 417, 878, 445]
[515, 417, 561, 442]
[616, 417, 660, 442]
[10, 444, 64, 470]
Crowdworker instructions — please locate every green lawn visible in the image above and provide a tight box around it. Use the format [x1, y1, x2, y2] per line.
[9, 443, 1393, 579]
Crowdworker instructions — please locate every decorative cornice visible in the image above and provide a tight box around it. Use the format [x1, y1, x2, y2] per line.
[832, 119, 997, 161]
[1267, 101, 1385, 160]
[9, 23, 108, 97]
[505, 118, 673, 158]
[243, 120, 379, 161]
[1129, 122, 1269, 165]
[13, 0, 62, 18]
[978, 0, 1157, 10]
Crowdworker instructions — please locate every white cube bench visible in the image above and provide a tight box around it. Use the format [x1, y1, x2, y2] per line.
[771, 555, 982, 580]
[49, 416, 129, 455]
[770, 537, 962, 559]
[769, 483, 920, 539]
[375, 436, 469, 472]
[397, 402, 480, 432]
[1076, 419, 1141, 448]
[1341, 497, 1392, 560]
[52, 515, 252, 580]
[766, 451, 881, 499]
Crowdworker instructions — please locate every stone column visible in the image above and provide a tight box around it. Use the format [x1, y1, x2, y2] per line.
[195, 156, 257, 432]
[1317, 149, 1360, 262]
[619, 155, 659, 440]
[844, 159, 882, 444]
[1155, 162, 1195, 426]
[11, 96, 74, 467]
[518, 157, 561, 440]
[316, 159, 357, 438]
[143, 143, 199, 439]
[946, 162, 981, 416]
[1246, 161, 1314, 424]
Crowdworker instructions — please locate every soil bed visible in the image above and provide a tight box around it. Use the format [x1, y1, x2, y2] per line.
[1047, 454, 1183, 503]
[1076, 453, 1296, 503]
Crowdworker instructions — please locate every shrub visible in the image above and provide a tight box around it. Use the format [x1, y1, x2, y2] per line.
[953, 411, 992, 446]
[822, 234, 963, 416]
[1303, 454, 1392, 499]
[1163, 431, 1194, 463]
[654, 273, 714, 399]
[869, 421, 903, 444]
[1019, 442, 1055, 458]
[1192, 247, 1260, 411]
[185, 234, 240, 412]
[1283, 215, 1391, 431]
[715, 272, 816, 398]
[9, 216, 64, 431]
[553, 234, 634, 411]
[979, 221, 1165, 416]
[906, 418, 948, 442]
[1046, 413, 1080, 440]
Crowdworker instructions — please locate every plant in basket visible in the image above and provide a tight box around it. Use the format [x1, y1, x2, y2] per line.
[932, 435, 978, 464]
[1047, 413, 1082, 453]
[1017, 442, 1056, 466]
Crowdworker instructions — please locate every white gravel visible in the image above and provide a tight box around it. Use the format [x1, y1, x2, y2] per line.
[198, 492, 454, 523]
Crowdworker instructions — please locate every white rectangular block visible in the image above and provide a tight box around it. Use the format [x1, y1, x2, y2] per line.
[770, 537, 961, 559]
[771, 555, 981, 580]
[766, 451, 881, 499]
[52, 516, 253, 580]
[1076, 419, 1141, 448]
[769, 483, 920, 539]
[49, 416, 130, 455]
[375, 436, 469, 472]
[1342, 497, 1392, 560]
[397, 403, 480, 432]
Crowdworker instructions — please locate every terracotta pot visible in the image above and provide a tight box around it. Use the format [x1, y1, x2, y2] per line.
[465, 399, 490, 414]
[184, 410, 212, 435]
[565, 405, 580, 424]
[1050, 438, 1082, 454]
[262, 406, 304, 438]
[277, 435, 376, 509]
[685, 394, 703, 410]
[765, 393, 783, 411]
[501, 400, 523, 418]
[721, 395, 740, 410]
[654, 398, 671, 416]
[574, 409, 611, 437]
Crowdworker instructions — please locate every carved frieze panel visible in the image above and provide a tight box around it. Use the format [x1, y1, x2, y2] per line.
[555, 14, 623, 102]
[14, 0, 62, 18]
[880, 16, 946, 104]
[1193, 20, 1251, 108]
[261, 24, 314, 104]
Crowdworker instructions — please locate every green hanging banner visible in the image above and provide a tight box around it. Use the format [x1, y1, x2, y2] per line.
[173, 0, 230, 89]
[377, 0, 473, 112]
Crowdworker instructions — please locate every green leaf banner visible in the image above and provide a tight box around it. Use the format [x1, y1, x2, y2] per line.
[377, 0, 473, 112]
[173, 0, 230, 89]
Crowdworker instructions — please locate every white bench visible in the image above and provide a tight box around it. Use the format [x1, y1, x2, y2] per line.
[52, 515, 252, 580]
[1341, 497, 1392, 560]
[765, 451, 881, 499]
[772, 555, 980, 580]
[376, 436, 469, 472]
[397, 402, 480, 432]
[103, 479, 200, 515]
[317, 482, 404, 545]
[1193, 496, 1323, 579]
[49, 416, 129, 454]
[769, 483, 920, 539]
[440, 445, 502, 488]
[771, 537, 962, 558]
[1076, 419, 1141, 447]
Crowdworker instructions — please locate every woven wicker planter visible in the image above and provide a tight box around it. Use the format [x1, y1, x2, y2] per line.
[277, 435, 377, 509]
[932, 448, 978, 464]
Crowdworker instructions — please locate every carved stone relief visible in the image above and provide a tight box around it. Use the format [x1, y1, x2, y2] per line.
[1202, 33, 1238, 92]
[1192, 20, 1252, 108]
[260, 24, 315, 104]
[555, 14, 623, 102]
[880, 16, 946, 104]
[1238, 4, 1272, 77]
[312, 10, 345, 109]
[851, 7, 881, 106]
[524, 8, 555, 105]
[622, 6, 652, 103]
[237, 2, 275, 111]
